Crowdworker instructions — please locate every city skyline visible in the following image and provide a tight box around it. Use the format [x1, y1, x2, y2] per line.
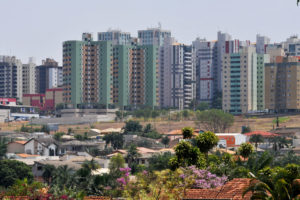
[0, 0, 299, 65]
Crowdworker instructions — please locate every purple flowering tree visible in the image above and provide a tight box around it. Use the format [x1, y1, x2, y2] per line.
[180, 166, 228, 189]
[116, 167, 131, 187]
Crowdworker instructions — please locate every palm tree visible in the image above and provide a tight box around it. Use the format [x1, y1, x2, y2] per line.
[249, 134, 264, 150]
[42, 164, 56, 185]
[243, 164, 300, 200]
[126, 144, 140, 173]
[52, 165, 74, 188]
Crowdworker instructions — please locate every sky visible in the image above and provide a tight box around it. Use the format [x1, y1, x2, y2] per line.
[0, 0, 299, 65]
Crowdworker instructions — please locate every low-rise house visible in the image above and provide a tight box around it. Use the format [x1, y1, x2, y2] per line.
[6, 140, 26, 153]
[107, 147, 174, 166]
[60, 140, 106, 153]
[32, 154, 108, 180]
[24, 138, 58, 156]
[216, 133, 247, 149]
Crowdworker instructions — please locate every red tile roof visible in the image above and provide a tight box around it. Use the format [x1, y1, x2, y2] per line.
[83, 197, 111, 200]
[184, 178, 252, 200]
[244, 131, 279, 137]
[14, 140, 27, 145]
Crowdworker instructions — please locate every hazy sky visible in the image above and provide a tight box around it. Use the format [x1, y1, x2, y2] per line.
[0, 0, 299, 65]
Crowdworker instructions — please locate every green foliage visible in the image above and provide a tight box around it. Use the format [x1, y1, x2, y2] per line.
[238, 143, 254, 159]
[103, 132, 124, 149]
[0, 137, 8, 160]
[161, 136, 170, 147]
[195, 131, 219, 156]
[249, 134, 264, 150]
[123, 120, 143, 134]
[182, 127, 194, 139]
[42, 164, 56, 185]
[272, 116, 290, 124]
[273, 151, 300, 167]
[67, 128, 73, 134]
[126, 144, 141, 174]
[74, 132, 89, 141]
[0, 160, 33, 187]
[169, 141, 206, 170]
[115, 110, 128, 121]
[41, 125, 50, 134]
[211, 91, 222, 109]
[4, 178, 44, 197]
[109, 153, 125, 178]
[195, 109, 234, 133]
[244, 164, 300, 200]
[54, 132, 65, 141]
[241, 126, 251, 134]
[148, 152, 172, 171]
[197, 102, 210, 111]
[55, 103, 64, 110]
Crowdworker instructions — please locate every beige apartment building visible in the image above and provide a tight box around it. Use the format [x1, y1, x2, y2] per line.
[265, 56, 300, 112]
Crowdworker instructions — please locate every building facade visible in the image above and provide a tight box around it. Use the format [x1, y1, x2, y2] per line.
[98, 30, 131, 45]
[222, 46, 269, 114]
[256, 34, 270, 54]
[0, 56, 23, 101]
[36, 58, 62, 94]
[193, 38, 218, 104]
[63, 33, 159, 109]
[138, 27, 171, 46]
[265, 56, 300, 112]
[22, 57, 37, 95]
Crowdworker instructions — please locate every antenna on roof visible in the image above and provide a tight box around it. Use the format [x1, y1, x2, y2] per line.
[158, 22, 161, 29]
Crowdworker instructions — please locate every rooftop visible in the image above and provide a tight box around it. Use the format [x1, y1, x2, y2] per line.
[184, 178, 252, 200]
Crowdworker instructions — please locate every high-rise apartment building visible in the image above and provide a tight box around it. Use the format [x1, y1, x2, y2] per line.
[256, 34, 270, 54]
[22, 57, 37, 94]
[217, 32, 238, 92]
[0, 56, 23, 101]
[193, 38, 218, 104]
[63, 33, 159, 109]
[265, 56, 300, 112]
[159, 38, 196, 109]
[98, 30, 131, 45]
[138, 26, 171, 46]
[36, 58, 63, 94]
[222, 46, 269, 114]
[282, 36, 300, 56]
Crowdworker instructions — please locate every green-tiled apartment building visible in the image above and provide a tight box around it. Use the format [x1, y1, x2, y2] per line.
[62, 33, 159, 109]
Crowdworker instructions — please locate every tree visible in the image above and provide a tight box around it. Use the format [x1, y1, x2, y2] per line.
[238, 143, 254, 160]
[41, 125, 50, 134]
[55, 103, 64, 111]
[195, 109, 234, 133]
[182, 127, 194, 139]
[241, 126, 251, 134]
[148, 152, 172, 171]
[42, 164, 56, 185]
[109, 153, 125, 178]
[195, 131, 219, 158]
[123, 120, 143, 134]
[249, 134, 264, 150]
[103, 133, 124, 149]
[0, 137, 8, 160]
[54, 132, 64, 141]
[126, 144, 140, 174]
[67, 128, 73, 135]
[0, 160, 33, 187]
[161, 136, 170, 147]
[197, 102, 210, 111]
[243, 164, 300, 200]
[169, 141, 206, 170]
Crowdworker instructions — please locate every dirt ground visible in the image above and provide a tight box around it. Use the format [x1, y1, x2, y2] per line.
[0, 114, 299, 134]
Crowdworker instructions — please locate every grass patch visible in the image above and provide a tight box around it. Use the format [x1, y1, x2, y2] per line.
[272, 117, 290, 124]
